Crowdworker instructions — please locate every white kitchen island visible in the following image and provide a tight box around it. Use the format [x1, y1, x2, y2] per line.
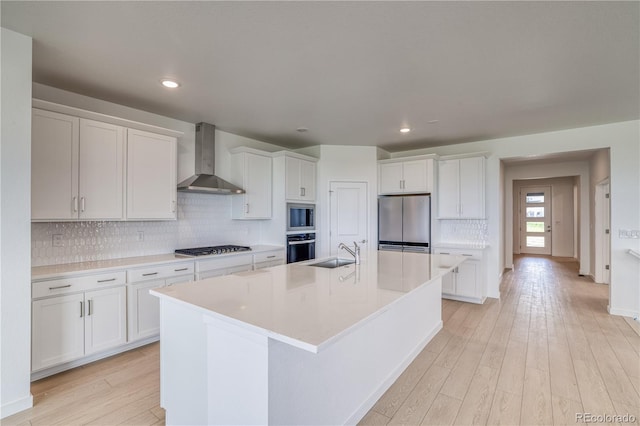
[151, 250, 465, 426]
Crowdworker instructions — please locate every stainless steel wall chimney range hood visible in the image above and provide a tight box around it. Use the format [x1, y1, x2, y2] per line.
[177, 123, 245, 194]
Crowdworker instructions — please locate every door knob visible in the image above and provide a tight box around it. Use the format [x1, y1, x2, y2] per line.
[359, 239, 367, 243]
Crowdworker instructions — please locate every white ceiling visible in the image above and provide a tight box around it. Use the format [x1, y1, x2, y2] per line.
[2, 1, 638, 152]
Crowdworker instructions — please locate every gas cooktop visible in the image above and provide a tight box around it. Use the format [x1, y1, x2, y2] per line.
[175, 245, 252, 257]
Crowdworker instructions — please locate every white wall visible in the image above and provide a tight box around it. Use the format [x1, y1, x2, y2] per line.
[391, 120, 640, 317]
[1, 28, 34, 418]
[513, 176, 576, 258]
[315, 146, 379, 258]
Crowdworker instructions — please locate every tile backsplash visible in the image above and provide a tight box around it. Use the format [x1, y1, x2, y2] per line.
[438, 219, 488, 247]
[32, 192, 264, 266]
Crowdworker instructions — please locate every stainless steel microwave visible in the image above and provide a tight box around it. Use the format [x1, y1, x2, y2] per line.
[287, 203, 315, 231]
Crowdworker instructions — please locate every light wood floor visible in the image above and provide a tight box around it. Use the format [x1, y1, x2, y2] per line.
[5, 255, 639, 426]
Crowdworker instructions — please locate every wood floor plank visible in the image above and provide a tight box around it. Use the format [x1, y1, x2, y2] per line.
[453, 365, 500, 426]
[440, 340, 486, 400]
[548, 339, 581, 403]
[117, 409, 162, 426]
[551, 395, 584, 425]
[479, 325, 511, 370]
[496, 339, 527, 396]
[520, 367, 553, 425]
[387, 365, 451, 426]
[358, 410, 390, 426]
[372, 349, 439, 417]
[487, 390, 522, 426]
[420, 393, 462, 426]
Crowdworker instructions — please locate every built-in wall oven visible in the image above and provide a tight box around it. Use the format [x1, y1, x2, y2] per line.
[287, 233, 316, 263]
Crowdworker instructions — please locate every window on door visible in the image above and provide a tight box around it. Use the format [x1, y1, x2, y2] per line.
[520, 187, 551, 255]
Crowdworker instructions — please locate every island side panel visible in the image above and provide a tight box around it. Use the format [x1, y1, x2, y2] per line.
[159, 299, 209, 425]
[205, 319, 269, 425]
[268, 277, 443, 426]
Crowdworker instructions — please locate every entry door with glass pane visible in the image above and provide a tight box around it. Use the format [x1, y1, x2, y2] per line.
[520, 187, 551, 255]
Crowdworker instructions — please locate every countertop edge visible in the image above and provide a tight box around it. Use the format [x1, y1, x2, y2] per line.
[32, 245, 285, 281]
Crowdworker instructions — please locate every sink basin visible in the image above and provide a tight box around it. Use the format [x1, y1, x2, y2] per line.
[308, 258, 355, 268]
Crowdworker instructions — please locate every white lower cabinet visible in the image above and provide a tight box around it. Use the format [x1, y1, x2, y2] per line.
[127, 262, 195, 342]
[435, 248, 485, 304]
[253, 249, 286, 270]
[32, 285, 126, 372]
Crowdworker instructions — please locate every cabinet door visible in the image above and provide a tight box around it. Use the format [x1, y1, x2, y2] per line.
[79, 119, 125, 220]
[32, 293, 85, 371]
[127, 129, 177, 220]
[441, 271, 456, 295]
[455, 261, 478, 298]
[299, 160, 316, 201]
[285, 157, 302, 200]
[378, 162, 403, 194]
[437, 159, 460, 218]
[31, 109, 79, 220]
[245, 153, 272, 218]
[402, 159, 429, 193]
[128, 279, 164, 342]
[459, 157, 485, 219]
[84, 287, 127, 355]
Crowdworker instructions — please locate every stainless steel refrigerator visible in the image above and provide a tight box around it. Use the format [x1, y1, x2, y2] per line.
[378, 195, 431, 253]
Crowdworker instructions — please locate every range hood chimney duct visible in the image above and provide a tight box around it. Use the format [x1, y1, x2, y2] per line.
[177, 123, 245, 194]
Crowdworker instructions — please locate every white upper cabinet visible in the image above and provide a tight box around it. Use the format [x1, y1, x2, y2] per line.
[126, 129, 177, 220]
[285, 157, 316, 202]
[78, 119, 125, 220]
[378, 157, 433, 195]
[32, 110, 125, 221]
[32, 109, 79, 220]
[437, 156, 485, 219]
[231, 149, 273, 219]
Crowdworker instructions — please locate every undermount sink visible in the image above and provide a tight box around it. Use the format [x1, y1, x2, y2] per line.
[308, 258, 355, 268]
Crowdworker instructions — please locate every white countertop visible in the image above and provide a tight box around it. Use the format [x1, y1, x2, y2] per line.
[31, 245, 285, 280]
[151, 251, 466, 353]
[433, 242, 489, 250]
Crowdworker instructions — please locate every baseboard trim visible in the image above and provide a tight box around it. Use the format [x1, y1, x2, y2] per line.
[1, 394, 33, 419]
[608, 306, 640, 319]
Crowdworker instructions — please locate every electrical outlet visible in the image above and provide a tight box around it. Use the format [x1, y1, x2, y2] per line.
[52, 234, 64, 247]
[137, 231, 144, 242]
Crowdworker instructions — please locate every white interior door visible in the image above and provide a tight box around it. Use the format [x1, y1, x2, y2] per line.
[595, 181, 611, 284]
[520, 186, 551, 255]
[329, 181, 368, 257]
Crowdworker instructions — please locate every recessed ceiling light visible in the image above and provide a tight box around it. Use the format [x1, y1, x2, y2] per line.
[296, 127, 309, 133]
[400, 127, 411, 133]
[161, 79, 180, 89]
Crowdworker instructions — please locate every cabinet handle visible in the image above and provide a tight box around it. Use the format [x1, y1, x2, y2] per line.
[439, 252, 450, 255]
[174, 267, 188, 272]
[172, 200, 176, 213]
[462, 254, 473, 257]
[142, 272, 158, 277]
[80, 197, 86, 212]
[80, 301, 84, 318]
[399, 180, 403, 189]
[73, 196, 78, 213]
[97, 278, 116, 283]
[88, 299, 92, 316]
[49, 284, 71, 290]
[266, 255, 276, 259]
[460, 204, 463, 215]
[245, 204, 250, 214]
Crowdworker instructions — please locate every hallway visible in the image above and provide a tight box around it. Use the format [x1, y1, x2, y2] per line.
[362, 255, 639, 425]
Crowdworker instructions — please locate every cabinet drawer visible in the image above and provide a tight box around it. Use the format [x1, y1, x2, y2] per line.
[254, 251, 285, 264]
[33, 271, 126, 299]
[196, 254, 253, 273]
[128, 262, 195, 283]
[434, 249, 483, 261]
